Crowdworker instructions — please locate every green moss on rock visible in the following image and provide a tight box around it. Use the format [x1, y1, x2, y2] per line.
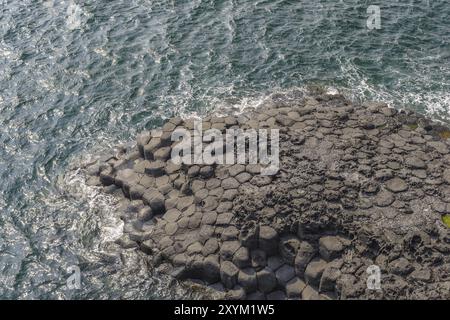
[442, 215, 450, 228]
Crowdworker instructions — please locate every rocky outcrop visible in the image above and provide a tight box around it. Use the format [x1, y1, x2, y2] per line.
[84, 91, 450, 300]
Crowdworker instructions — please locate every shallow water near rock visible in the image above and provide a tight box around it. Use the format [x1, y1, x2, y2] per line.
[0, 1, 449, 299]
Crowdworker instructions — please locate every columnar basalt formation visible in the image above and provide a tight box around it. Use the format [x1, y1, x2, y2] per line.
[85, 92, 450, 300]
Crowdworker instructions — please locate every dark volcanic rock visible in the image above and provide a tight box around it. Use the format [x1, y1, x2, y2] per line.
[319, 236, 345, 261]
[88, 90, 450, 300]
[256, 268, 277, 293]
[220, 261, 239, 289]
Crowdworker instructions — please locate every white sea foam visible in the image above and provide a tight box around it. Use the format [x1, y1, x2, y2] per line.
[171, 86, 309, 121]
[336, 58, 450, 121]
[326, 87, 340, 96]
[61, 165, 123, 244]
[66, 1, 84, 30]
[0, 45, 19, 61]
[93, 48, 108, 57]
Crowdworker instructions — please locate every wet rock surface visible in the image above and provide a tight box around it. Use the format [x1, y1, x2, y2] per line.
[84, 92, 450, 300]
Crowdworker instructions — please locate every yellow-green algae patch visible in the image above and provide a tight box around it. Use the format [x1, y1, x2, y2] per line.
[407, 123, 418, 130]
[443, 215, 450, 228]
[438, 130, 450, 140]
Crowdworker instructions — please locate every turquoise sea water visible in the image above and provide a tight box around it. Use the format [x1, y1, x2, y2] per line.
[0, 0, 449, 299]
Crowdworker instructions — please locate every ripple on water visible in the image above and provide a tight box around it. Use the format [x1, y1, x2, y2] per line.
[0, 0, 449, 299]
